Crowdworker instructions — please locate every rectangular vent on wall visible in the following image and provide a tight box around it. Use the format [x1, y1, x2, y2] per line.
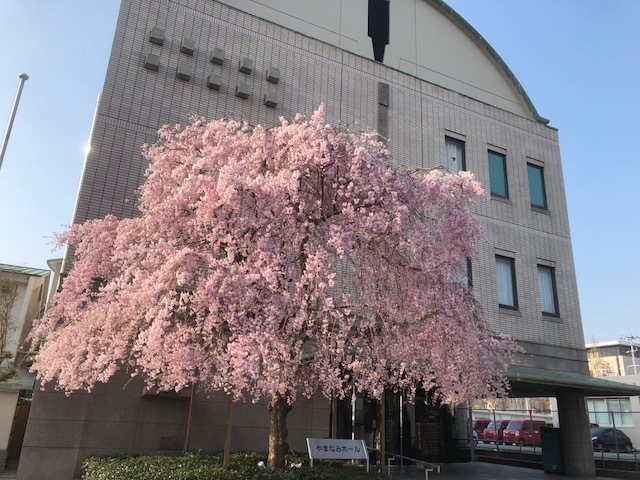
[239, 58, 254, 74]
[176, 62, 191, 80]
[211, 48, 225, 65]
[236, 82, 251, 98]
[144, 53, 160, 71]
[264, 92, 279, 107]
[207, 73, 222, 90]
[266, 67, 280, 84]
[181, 38, 196, 55]
[149, 27, 164, 46]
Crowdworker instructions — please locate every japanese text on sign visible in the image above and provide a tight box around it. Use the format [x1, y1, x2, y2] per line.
[306, 438, 369, 460]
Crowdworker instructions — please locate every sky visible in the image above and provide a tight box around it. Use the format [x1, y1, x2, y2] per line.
[0, 1, 638, 344]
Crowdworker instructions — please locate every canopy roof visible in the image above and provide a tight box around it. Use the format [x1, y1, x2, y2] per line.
[507, 365, 640, 397]
[0, 263, 50, 277]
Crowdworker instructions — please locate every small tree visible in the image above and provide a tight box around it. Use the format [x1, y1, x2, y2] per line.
[0, 277, 19, 382]
[31, 106, 517, 469]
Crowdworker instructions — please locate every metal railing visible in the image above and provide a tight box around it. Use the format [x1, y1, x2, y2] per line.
[383, 452, 440, 480]
[464, 405, 640, 475]
[592, 448, 640, 473]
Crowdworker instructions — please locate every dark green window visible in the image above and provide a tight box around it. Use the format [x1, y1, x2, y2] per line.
[488, 151, 508, 198]
[527, 163, 547, 209]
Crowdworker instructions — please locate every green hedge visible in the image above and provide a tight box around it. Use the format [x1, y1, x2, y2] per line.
[82, 452, 385, 480]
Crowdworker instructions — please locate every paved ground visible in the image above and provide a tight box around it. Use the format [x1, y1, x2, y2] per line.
[390, 462, 619, 480]
[0, 462, 624, 479]
[0, 467, 16, 479]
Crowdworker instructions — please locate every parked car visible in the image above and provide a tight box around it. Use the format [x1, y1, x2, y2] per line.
[502, 419, 547, 446]
[472, 419, 491, 441]
[482, 419, 511, 444]
[591, 427, 634, 452]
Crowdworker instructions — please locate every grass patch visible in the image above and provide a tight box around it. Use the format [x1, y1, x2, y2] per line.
[82, 451, 385, 480]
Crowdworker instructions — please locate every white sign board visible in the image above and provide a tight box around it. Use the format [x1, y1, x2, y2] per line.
[306, 438, 369, 471]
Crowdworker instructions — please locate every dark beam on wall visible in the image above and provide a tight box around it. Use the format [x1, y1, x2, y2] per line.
[368, 0, 390, 63]
[377, 82, 389, 141]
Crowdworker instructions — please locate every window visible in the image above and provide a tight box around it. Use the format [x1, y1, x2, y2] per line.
[495, 255, 517, 309]
[445, 136, 465, 172]
[527, 163, 547, 209]
[537, 265, 559, 316]
[488, 151, 508, 198]
[588, 398, 633, 427]
[452, 257, 473, 288]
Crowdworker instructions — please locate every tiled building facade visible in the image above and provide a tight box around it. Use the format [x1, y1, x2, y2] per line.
[71, 0, 586, 361]
[18, 1, 636, 478]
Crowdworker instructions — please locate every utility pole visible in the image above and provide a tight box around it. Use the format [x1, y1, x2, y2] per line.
[621, 333, 640, 375]
[0, 73, 29, 171]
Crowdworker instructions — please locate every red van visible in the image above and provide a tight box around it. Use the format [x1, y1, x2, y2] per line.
[482, 419, 511, 444]
[472, 419, 491, 440]
[502, 420, 547, 446]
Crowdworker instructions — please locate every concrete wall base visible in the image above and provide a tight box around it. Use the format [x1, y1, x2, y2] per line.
[557, 391, 596, 477]
[0, 449, 7, 473]
[17, 373, 330, 480]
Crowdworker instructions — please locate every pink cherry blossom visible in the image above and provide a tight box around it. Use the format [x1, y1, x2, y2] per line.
[30, 105, 518, 469]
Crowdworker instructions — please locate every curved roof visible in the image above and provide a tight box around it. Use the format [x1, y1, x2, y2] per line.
[428, 0, 548, 124]
[215, 0, 548, 124]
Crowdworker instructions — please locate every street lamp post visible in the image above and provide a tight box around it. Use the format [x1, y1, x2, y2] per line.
[0, 73, 29, 171]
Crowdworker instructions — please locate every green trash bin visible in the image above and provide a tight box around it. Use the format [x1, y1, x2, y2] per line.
[542, 427, 564, 474]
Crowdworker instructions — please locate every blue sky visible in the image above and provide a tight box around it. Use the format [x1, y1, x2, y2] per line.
[0, 1, 638, 344]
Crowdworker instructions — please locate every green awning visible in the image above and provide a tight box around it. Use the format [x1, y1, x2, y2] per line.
[506, 365, 640, 397]
[0, 263, 50, 277]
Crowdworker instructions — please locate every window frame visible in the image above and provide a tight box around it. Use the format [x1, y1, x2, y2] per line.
[537, 264, 560, 317]
[527, 163, 547, 210]
[588, 398, 634, 427]
[451, 257, 473, 289]
[488, 150, 508, 199]
[495, 255, 518, 310]
[445, 135, 466, 172]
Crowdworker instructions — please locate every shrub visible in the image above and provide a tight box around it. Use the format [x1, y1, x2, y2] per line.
[82, 451, 385, 480]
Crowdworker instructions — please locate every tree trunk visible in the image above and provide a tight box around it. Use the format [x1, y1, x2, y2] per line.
[380, 392, 386, 473]
[223, 395, 234, 468]
[331, 394, 338, 438]
[267, 393, 290, 470]
[183, 383, 196, 453]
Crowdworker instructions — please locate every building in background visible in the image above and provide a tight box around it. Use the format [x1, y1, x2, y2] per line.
[0, 263, 50, 472]
[586, 340, 640, 449]
[587, 340, 640, 377]
[17, 1, 640, 478]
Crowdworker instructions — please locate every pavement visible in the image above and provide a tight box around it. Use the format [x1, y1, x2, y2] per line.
[0, 466, 16, 479]
[0, 461, 626, 479]
[388, 462, 622, 480]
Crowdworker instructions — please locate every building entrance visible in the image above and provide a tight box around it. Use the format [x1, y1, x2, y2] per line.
[335, 389, 468, 464]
